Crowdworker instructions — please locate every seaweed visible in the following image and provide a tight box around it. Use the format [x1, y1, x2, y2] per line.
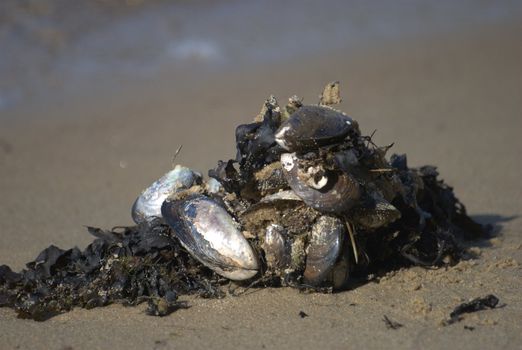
[0, 220, 223, 321]
[445, 294, 500, 325]
[0, 84, 489, 320]
[383, 315, 403, 330]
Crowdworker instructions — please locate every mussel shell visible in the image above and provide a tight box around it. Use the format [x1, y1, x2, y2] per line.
[262, 224, 290, 271]
[239, 189, 320, 243]
[351, 195, 401, 229]
[205, 177, 224, 194]
[330, 244, 351, 290]
[252, 161, 288, 197]
[132, 165, 202, 224]
[259, 190, 302, 204]
[304, 216, 345, 286]
[281, 153, 360, 214]
[275, 105, 355, 152]
[161, 195, 259, 280]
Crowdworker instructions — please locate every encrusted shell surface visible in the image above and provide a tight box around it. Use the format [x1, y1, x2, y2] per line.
[352, 193, 401, 229]
[280, 153, 360, 214]
[303, 215, 345, 286]
[161, 195, 259, 280]
[131, 165, 202, 224]
[275, 105, 355, 152]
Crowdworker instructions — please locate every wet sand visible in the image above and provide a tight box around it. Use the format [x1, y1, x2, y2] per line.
[1, 21, 522, 349]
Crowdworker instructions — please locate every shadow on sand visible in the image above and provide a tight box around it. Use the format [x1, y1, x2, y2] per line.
[471, 214, 517, 236]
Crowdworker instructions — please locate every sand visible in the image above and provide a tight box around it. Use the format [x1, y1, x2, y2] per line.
[1, 19, 521, 350]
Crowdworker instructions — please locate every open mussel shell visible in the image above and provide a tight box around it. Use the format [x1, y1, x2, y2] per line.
[280, 153, 360, 214]
[161, 195, 259, 280]
[275, 105, 355, 152]
[304, 216, 345, 286]
[132, 165, 202, 224]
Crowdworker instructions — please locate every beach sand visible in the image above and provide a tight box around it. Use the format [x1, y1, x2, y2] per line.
[1, 18, 521, 350]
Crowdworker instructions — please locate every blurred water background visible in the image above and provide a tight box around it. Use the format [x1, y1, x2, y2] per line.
[1, 0, 521, 118]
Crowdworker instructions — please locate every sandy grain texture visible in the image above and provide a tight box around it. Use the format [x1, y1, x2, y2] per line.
[1, 21, 521, 350]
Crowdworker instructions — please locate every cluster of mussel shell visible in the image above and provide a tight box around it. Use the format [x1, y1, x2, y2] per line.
[132, 83, 405, 289]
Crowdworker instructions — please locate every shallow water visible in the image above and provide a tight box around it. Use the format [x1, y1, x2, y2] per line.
[1, 0, 521, 116]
